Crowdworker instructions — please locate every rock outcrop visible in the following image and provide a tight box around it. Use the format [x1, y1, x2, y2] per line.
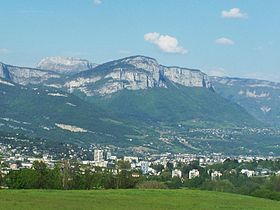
[37, 57, 96, 74]
[0, 62, 61, 85]
[65, 56, 213, 96]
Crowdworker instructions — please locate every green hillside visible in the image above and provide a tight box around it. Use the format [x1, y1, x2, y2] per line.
[0, 81, 137, 146]
[0, 189, 279, 210]
[87, 84, 260, 128]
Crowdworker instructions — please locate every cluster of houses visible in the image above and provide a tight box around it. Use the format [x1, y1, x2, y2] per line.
[1, 148, 280, 181]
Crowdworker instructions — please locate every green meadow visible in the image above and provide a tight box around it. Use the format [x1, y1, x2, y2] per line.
[0, 189, 279, 210]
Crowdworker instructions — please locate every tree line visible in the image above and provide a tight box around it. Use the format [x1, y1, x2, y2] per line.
[1, 159, 280, 201]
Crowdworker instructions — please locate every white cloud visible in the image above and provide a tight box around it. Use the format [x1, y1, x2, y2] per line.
[144, 32, 187, 54]
[215, 37, 234, 45]
[0, 48, 9, 54]
[221, 8, 247, 19]
[94, 0, 102, 5]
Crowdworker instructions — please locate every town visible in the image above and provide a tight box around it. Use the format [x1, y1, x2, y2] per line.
[2, 146, 280, 182]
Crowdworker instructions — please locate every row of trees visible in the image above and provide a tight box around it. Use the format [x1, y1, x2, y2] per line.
[3, 161, 142, 190]
[2, 159, 280, 202]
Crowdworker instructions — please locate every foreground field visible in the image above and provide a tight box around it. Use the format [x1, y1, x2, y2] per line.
[0, 189, 280, 210]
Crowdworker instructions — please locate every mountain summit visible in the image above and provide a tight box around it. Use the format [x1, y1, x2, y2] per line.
[65, 55, 213, 96]
[37, 56, 96, 75]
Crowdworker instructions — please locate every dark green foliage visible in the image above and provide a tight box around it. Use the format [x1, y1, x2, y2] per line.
[88, 85, 259, 128]
[116, 160, 131, 170]
[5, 169, 38, 189]
[166, 177, 183, 189]
[267, 176, 280, 192]
[252, 188, 280, 201]
[0, 82, 137, 146]
[5, 161, 63, 189]
[3, 159, 280, 203]
[150, 164, 164, 173]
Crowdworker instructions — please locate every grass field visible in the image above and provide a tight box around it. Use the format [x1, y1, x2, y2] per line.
[0, 189, 279, 210]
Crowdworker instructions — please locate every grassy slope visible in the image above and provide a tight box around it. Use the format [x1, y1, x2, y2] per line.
[0, 82, 136, 145]
[89, 85, 260, 128]
[0, 189, 279, 210]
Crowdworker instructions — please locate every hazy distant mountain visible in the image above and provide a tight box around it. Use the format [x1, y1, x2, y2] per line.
[0, 62, 62, 86]
[37, 56, 97, 75]
[211, 76, 280, 126]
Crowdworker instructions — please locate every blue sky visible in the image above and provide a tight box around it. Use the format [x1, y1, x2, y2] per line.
[0, 0, 279, 81]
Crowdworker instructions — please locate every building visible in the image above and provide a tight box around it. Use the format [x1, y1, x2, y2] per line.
[105, 151, 112, 160]
[189, 169, 200, 179]
[140, 161, 149, 174]
[211, 171, 222, 180]
[94, 161, 108, 168]
[94, 149, 104, 162]
[124, 156, 139, 163]
[172, 169, 182, 178]
[240, 169, 255, 177]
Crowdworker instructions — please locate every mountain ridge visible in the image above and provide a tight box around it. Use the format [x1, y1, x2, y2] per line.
[37, 56, 97, 75]
[211, 76, 280, 126]
[0, 55, 276, 154]
[65, 55, 213, 96]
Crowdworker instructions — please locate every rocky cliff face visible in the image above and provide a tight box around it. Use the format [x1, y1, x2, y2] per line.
[0, 56, 213, 96]
[0, 62, 62, 85]
[37, 57, 96, 74]
[162, 66, 212, 88]
[65, 56, 213, 96]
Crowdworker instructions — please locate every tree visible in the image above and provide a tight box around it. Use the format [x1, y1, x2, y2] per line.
[0, 172, 3, 187]
[33, 161, 49, 189]
[116, 160, 131, 170]
[6, 169, 37, 189]
[159, 170, 171, 182]
[167, 177, 183, 189]
[47, 164, 63, 189]
[102, 171, 115, 189]
[151, 164, 164, 173]
[61, 160, 71, 189]
[268, 176, 280, 192]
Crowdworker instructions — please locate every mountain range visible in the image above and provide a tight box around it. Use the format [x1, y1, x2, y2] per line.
[1, 56, 279, 154]
[211, 77, 280, 126]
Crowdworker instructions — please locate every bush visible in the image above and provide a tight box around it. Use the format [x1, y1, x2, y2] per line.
[251, 188, 280, 201]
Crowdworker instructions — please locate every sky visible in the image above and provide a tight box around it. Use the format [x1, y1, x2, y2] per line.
[0, 0, 279, 81]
